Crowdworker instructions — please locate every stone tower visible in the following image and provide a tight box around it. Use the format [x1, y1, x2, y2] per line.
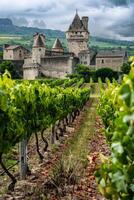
[52, 38, 64, 53]
[32, 33, 46, 64]
[66, 11, 89, 56]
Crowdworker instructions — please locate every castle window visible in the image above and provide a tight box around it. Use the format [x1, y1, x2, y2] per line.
[39, 48, 41, 51]
[102, 59, 104, 63]
[75, 32, 77, 34]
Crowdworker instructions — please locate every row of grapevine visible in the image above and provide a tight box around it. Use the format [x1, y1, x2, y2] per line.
[96, 57, 134, 199]
[16, 77, 84, 88]
[0, 71, 90, 191]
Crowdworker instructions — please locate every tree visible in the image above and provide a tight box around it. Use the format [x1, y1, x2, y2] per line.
[75, 64, 95, 82]
[0, 52, 3, 59]
[121, 62, 131, 74]
[94, 68, 116, 82]
[0, 61, 18, 78]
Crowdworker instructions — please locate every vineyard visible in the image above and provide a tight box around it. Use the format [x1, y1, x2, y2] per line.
[0, 57, 134, 200]
[96, 56, 134, 200]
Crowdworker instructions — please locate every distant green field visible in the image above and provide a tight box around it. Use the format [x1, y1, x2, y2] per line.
[0, 34, 67, 50]
[0, 35, 32, 50]
[0, 34, 134, 55]
[90, 40, 125, 48]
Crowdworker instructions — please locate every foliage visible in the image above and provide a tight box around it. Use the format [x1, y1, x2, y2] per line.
[121, 61, 131, 74]
[94, 68, 118, 82]
[75, 64, 95, 82]
[96, 57, 134, 199]
[74, 65, 119, 83]
[0, 51, 3, 59]
[0, 73, 90, 189]
[0, 61, 20, 79]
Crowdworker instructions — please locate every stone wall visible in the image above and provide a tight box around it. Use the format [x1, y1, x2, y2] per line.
[66, 31, 89, 56]
[23, 63, 39, 80]
[40, 56, 78, 78]
[32, 47, 46, 64]
[79, 51, 90, 66]
[3, 47, 29, 61]
[3, 49, 13, 60]
[68, 40, 88, 57]
[96, 57, 124, 72]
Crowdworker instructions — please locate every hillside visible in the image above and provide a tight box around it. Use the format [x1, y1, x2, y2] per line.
[0, 18, 64, 38]
[0, 18, 134, 54]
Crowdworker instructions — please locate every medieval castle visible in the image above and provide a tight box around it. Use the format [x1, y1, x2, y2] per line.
[3, 11, 127, 79]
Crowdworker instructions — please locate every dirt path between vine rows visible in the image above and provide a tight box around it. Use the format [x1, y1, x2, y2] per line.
[2, 96, 110, 200]
[43, 97, 110, 200]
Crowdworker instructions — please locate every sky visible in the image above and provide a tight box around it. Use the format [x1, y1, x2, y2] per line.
[0, 0, 134, 41]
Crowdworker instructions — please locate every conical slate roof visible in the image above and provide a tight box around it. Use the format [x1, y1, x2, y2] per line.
[68, 12, 86, 31]
[52, 38, 63, 49]
[33, 33, 45, 48]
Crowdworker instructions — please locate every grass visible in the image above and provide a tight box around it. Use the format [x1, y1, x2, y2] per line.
[64, 97, 97, 165]
[51, 96, 98, 189]
[0, 36, 22, 39]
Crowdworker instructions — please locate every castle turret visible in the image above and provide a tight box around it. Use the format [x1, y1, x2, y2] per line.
[32, 33, 46, 64]
[82, 16, 88, 30]
[52, 38, 64, 53]
[66, 11, 89, 56]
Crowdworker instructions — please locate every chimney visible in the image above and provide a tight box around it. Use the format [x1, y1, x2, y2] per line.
[82, 16, 89, 30]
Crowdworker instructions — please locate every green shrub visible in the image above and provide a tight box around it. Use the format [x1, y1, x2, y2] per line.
[0, 61, 20, 79]
[94, 68, 118, 82]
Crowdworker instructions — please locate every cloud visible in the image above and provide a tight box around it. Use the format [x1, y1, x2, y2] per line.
[0, 0, 133, 40]
[11, 17, 29, 26]
[31, 19, 46, 29]
[108, 0, 134, 6]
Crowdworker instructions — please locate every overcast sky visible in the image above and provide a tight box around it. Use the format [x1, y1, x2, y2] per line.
[0, 0, 134, 41]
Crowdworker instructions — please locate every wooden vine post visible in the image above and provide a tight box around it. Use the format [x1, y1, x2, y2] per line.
[19, 139, 28, 179]
[19, 70, 37, 179]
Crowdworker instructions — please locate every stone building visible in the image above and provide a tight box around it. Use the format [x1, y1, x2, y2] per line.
[78, 50, 90, 66]
[22, 11, 127, 80]
[67, 12, 127, 72]
[66, 11, 89, 57]
[3, 44, 30, 60]
[95, 50, 127, 72]
[23, 33, 78, 79]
